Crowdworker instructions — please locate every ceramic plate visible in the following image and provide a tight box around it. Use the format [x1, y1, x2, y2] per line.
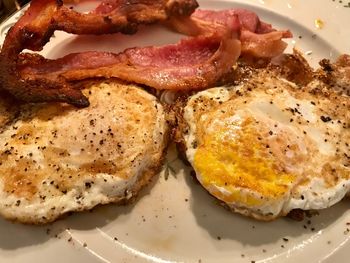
[0, 0, 349, 262]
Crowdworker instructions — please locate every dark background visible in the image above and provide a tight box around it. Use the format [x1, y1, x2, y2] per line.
[0, 0, 30, 22]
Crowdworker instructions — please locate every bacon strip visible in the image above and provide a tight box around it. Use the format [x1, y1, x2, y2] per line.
[3, 0, 198, 52]
[0, 0, 198, 107]
[169, 8, 292, 58]
[56, 0, 198, 36]
[0, 2, 289, 107]
[18, 33, 241, 91]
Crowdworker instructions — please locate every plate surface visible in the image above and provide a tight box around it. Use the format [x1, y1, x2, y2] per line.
[0, 0, 349, 262]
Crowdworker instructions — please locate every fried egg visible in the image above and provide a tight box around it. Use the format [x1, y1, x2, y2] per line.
[183, 73, 349, 220]
[0, 82, 168, 224]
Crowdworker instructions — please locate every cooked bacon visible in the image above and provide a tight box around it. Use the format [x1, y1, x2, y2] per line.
[3, 0, 198, 52]
[0, 1, 290, 107]
[0, 0, 198, 107]
[169, 8, 292, 58]
[18, 33, 241, 91]
[192, 9, 274, 34]
[56, 0, 198, 35]
[240, 30, 290, 58]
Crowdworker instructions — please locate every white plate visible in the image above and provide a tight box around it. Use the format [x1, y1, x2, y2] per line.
[0, 1, 349, 262]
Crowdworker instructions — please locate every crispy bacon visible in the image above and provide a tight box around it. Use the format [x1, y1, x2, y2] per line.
[56, 0, 198, 35]
[18, 33, 241, 91]
[0, 1, 290, 107]
[3, 0, 198, 52]
[169, 8, 292, 58]
[0, 0, 198, 107]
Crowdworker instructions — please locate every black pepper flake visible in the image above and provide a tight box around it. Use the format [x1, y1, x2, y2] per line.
[3, 149, 12, 155]
[114, 237, 118, 241]
[85, 182, 92, 189]
[192, 141, 198, 149]
[269, 131, 273, 135]
[283, 238, 289, 242]
[217, 236, 221, 240]
[320, 116, 332, 122]
[83, 242, 87, 247]
[15, 200, 21, 206]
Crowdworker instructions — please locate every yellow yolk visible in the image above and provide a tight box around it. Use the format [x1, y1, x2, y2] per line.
[193, 118, 296, 206]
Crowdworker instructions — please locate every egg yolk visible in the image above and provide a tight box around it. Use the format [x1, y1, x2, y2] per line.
[193, 118, 296, 206]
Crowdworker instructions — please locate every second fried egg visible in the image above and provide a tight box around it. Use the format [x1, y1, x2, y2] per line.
[183, 73, 349, 220]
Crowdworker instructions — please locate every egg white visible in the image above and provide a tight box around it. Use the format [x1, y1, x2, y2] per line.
[0, 82, 168, 224]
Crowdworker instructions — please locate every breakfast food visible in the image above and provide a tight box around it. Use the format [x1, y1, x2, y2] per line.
[1, 0, 348, 225]
[0, 0, 291, 107]
[0, 81, 168, 224]
[18, 33, 241, 92]
[0, 0, 199, 107]
[169, 8, 292, 58]
[176, 55, 349, 220]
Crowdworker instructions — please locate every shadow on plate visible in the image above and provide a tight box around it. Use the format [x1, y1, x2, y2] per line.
[0, 171, 160, 250]
[0, 217, 51, 250]
[183, 165, 350, 247]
